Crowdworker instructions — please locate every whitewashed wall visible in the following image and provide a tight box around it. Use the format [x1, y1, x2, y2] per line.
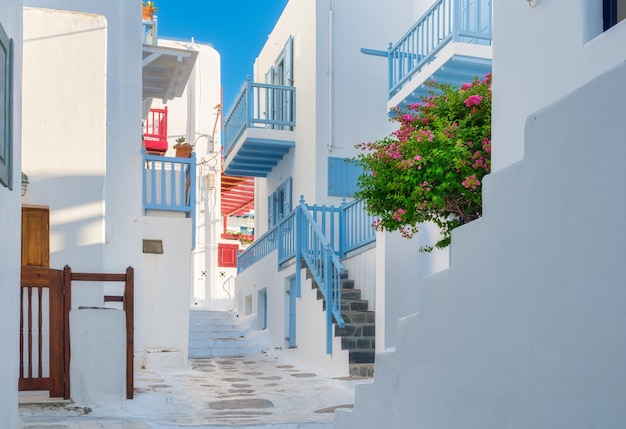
[24, 0, 194, 366]
[337, 2, 626, 427]
[0, 1, 22, 426]
[236, 255, 350, 377]
[252, 0, 415, 236]
[149, 39, 224, 310]
[492, 0, 626, 171]
[238, 0, 429, 373]
[22, 8, 107, 276]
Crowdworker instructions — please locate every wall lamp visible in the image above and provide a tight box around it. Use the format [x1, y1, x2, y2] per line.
[527, 0, 538, 7]
[21, 172, 29, 197]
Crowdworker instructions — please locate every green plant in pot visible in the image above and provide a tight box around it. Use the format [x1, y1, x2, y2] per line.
[173, 136, 193, 158]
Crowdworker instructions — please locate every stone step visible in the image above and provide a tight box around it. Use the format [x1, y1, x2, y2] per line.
[188, 330, 246, 340]
[317, 288, 362, 301]
[348, 349, 375, 364]
[349, 363, 375, 378]
[341, 300, 369, 311]
[341, 336, 375, 351]
[341, 279, 355, 289]
[335, 323, 375, 338]
[189, 310, 238, 320]
[342, 311, 375, 324]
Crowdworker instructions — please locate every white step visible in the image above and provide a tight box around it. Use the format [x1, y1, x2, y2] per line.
[188, 310, 269, 358]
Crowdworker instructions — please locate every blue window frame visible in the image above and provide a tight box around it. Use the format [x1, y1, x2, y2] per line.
[268, 177, 292, 228]
[0, 21, 13, 190]
[327, 157, 362, 197]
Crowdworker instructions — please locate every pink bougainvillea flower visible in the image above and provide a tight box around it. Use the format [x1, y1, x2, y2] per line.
[464, 94, 483, 107]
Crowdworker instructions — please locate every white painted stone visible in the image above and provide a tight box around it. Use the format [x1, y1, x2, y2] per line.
[143, 348, 184, 372]
[70, 308, 126, 408]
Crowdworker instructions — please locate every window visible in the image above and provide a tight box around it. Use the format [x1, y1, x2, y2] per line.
[327, 157, 363, 197]
[0, 21, 13, 189]
[265, 36, 294, 130]
[603, 0, 626, 30]
[268, 177, 292, 228]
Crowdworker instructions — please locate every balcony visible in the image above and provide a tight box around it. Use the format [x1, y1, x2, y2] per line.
[142, 151, 197, 249]
[387, 0, 492, 110]
[223, 78, 296, 177]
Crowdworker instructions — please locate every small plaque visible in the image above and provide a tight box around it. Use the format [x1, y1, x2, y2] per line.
[143, 239, 163, 254]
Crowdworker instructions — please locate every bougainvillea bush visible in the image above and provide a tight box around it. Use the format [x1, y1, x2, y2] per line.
[353, 73, 492, 252]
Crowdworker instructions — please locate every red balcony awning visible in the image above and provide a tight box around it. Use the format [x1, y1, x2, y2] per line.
[221, 175, 254, 217]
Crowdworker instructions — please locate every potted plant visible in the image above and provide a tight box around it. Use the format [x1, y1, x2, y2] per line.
[142, 1, 157, 20]
[173, 136, 193, 158]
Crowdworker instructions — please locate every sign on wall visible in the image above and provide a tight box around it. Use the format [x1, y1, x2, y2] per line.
[0, 21, 13, 190]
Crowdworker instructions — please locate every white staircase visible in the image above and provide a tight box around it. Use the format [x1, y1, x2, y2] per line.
[188, 309, 269, 358]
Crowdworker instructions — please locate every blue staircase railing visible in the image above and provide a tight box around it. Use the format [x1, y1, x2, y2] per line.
[296, 199, 346, 354]
[389, 0, 492, 97]
[237, 196, 376, 354]
[223, 78, 296, 156]
[142, 150, 197, 249]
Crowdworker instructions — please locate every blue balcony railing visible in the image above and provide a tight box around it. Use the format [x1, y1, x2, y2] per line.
[142, 150, 197, 249]
[223, 78, 296, 156]
[236, 196, 376, 354]
[389, 0, 492, 97]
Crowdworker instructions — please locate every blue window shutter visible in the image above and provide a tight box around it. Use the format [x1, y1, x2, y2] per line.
[284, 177, 292, 211]
[284, 36, 293, 86]
[268, 194, 275, 228]
[328, 157, 363, 197]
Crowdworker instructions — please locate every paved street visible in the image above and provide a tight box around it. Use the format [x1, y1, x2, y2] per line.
[19, 351, 366, 429]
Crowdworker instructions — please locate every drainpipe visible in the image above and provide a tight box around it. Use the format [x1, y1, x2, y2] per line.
[328, 0, 334, 152]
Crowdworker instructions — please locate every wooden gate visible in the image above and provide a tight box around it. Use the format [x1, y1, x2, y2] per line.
[19, 265, 135, 400]
[19, 266, 69, 399]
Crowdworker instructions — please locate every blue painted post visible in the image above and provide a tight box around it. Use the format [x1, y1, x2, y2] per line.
[387, 42, 393, 95]
[339, 198, 346, 259]
[295, 195, 305, 298]
[245, 76, 252, 129]
[325, 246, 333, 354]
[453, 0, 460, 41]
[190, 153, 197, 250]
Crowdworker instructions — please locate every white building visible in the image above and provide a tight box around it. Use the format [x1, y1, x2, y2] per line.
[0, 0, 23, 426]
[224, 0, 483, 377]
[336, 0, 626, 427]
[14, 0, 208, 406]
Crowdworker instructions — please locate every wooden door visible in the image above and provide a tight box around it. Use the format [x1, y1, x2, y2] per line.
[22, 206, 49, 267]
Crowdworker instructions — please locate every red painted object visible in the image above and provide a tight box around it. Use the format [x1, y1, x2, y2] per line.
[144, 107, 168, 155]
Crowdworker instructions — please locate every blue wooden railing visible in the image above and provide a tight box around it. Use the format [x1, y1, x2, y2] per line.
[223, 78, 296, 156]
[340, 199, 377, 256]
[142, 150, 197, 249]
[389, 0, 492, 96]
[296, 200, 346, 354]
[237, 196, 376, 353]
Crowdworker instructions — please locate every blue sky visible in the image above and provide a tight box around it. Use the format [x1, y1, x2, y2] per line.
[153, 1, 289, 112]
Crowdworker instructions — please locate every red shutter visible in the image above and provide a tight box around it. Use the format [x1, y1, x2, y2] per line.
[218, 243, 239, 268]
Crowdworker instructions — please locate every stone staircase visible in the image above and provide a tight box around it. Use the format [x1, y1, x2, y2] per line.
[311, 270, 376, 378]
[188, 309, 269, 358]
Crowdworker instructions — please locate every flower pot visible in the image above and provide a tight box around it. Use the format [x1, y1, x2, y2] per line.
[175, 145, 192, 158]
[142, 6, 154, 20]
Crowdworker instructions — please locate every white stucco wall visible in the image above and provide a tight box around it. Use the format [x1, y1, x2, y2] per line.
[338, 59, 626, 429]
[252, 0, 415, 235]
[0, 1, 22, 426]
[149, 39, 224, 311]
[24, 0, 194, 366]
[22, 7, 107, 276]
[492, 0, 626, 171]
[236, 255, 350, 377]
[337, 2, 626, 427]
